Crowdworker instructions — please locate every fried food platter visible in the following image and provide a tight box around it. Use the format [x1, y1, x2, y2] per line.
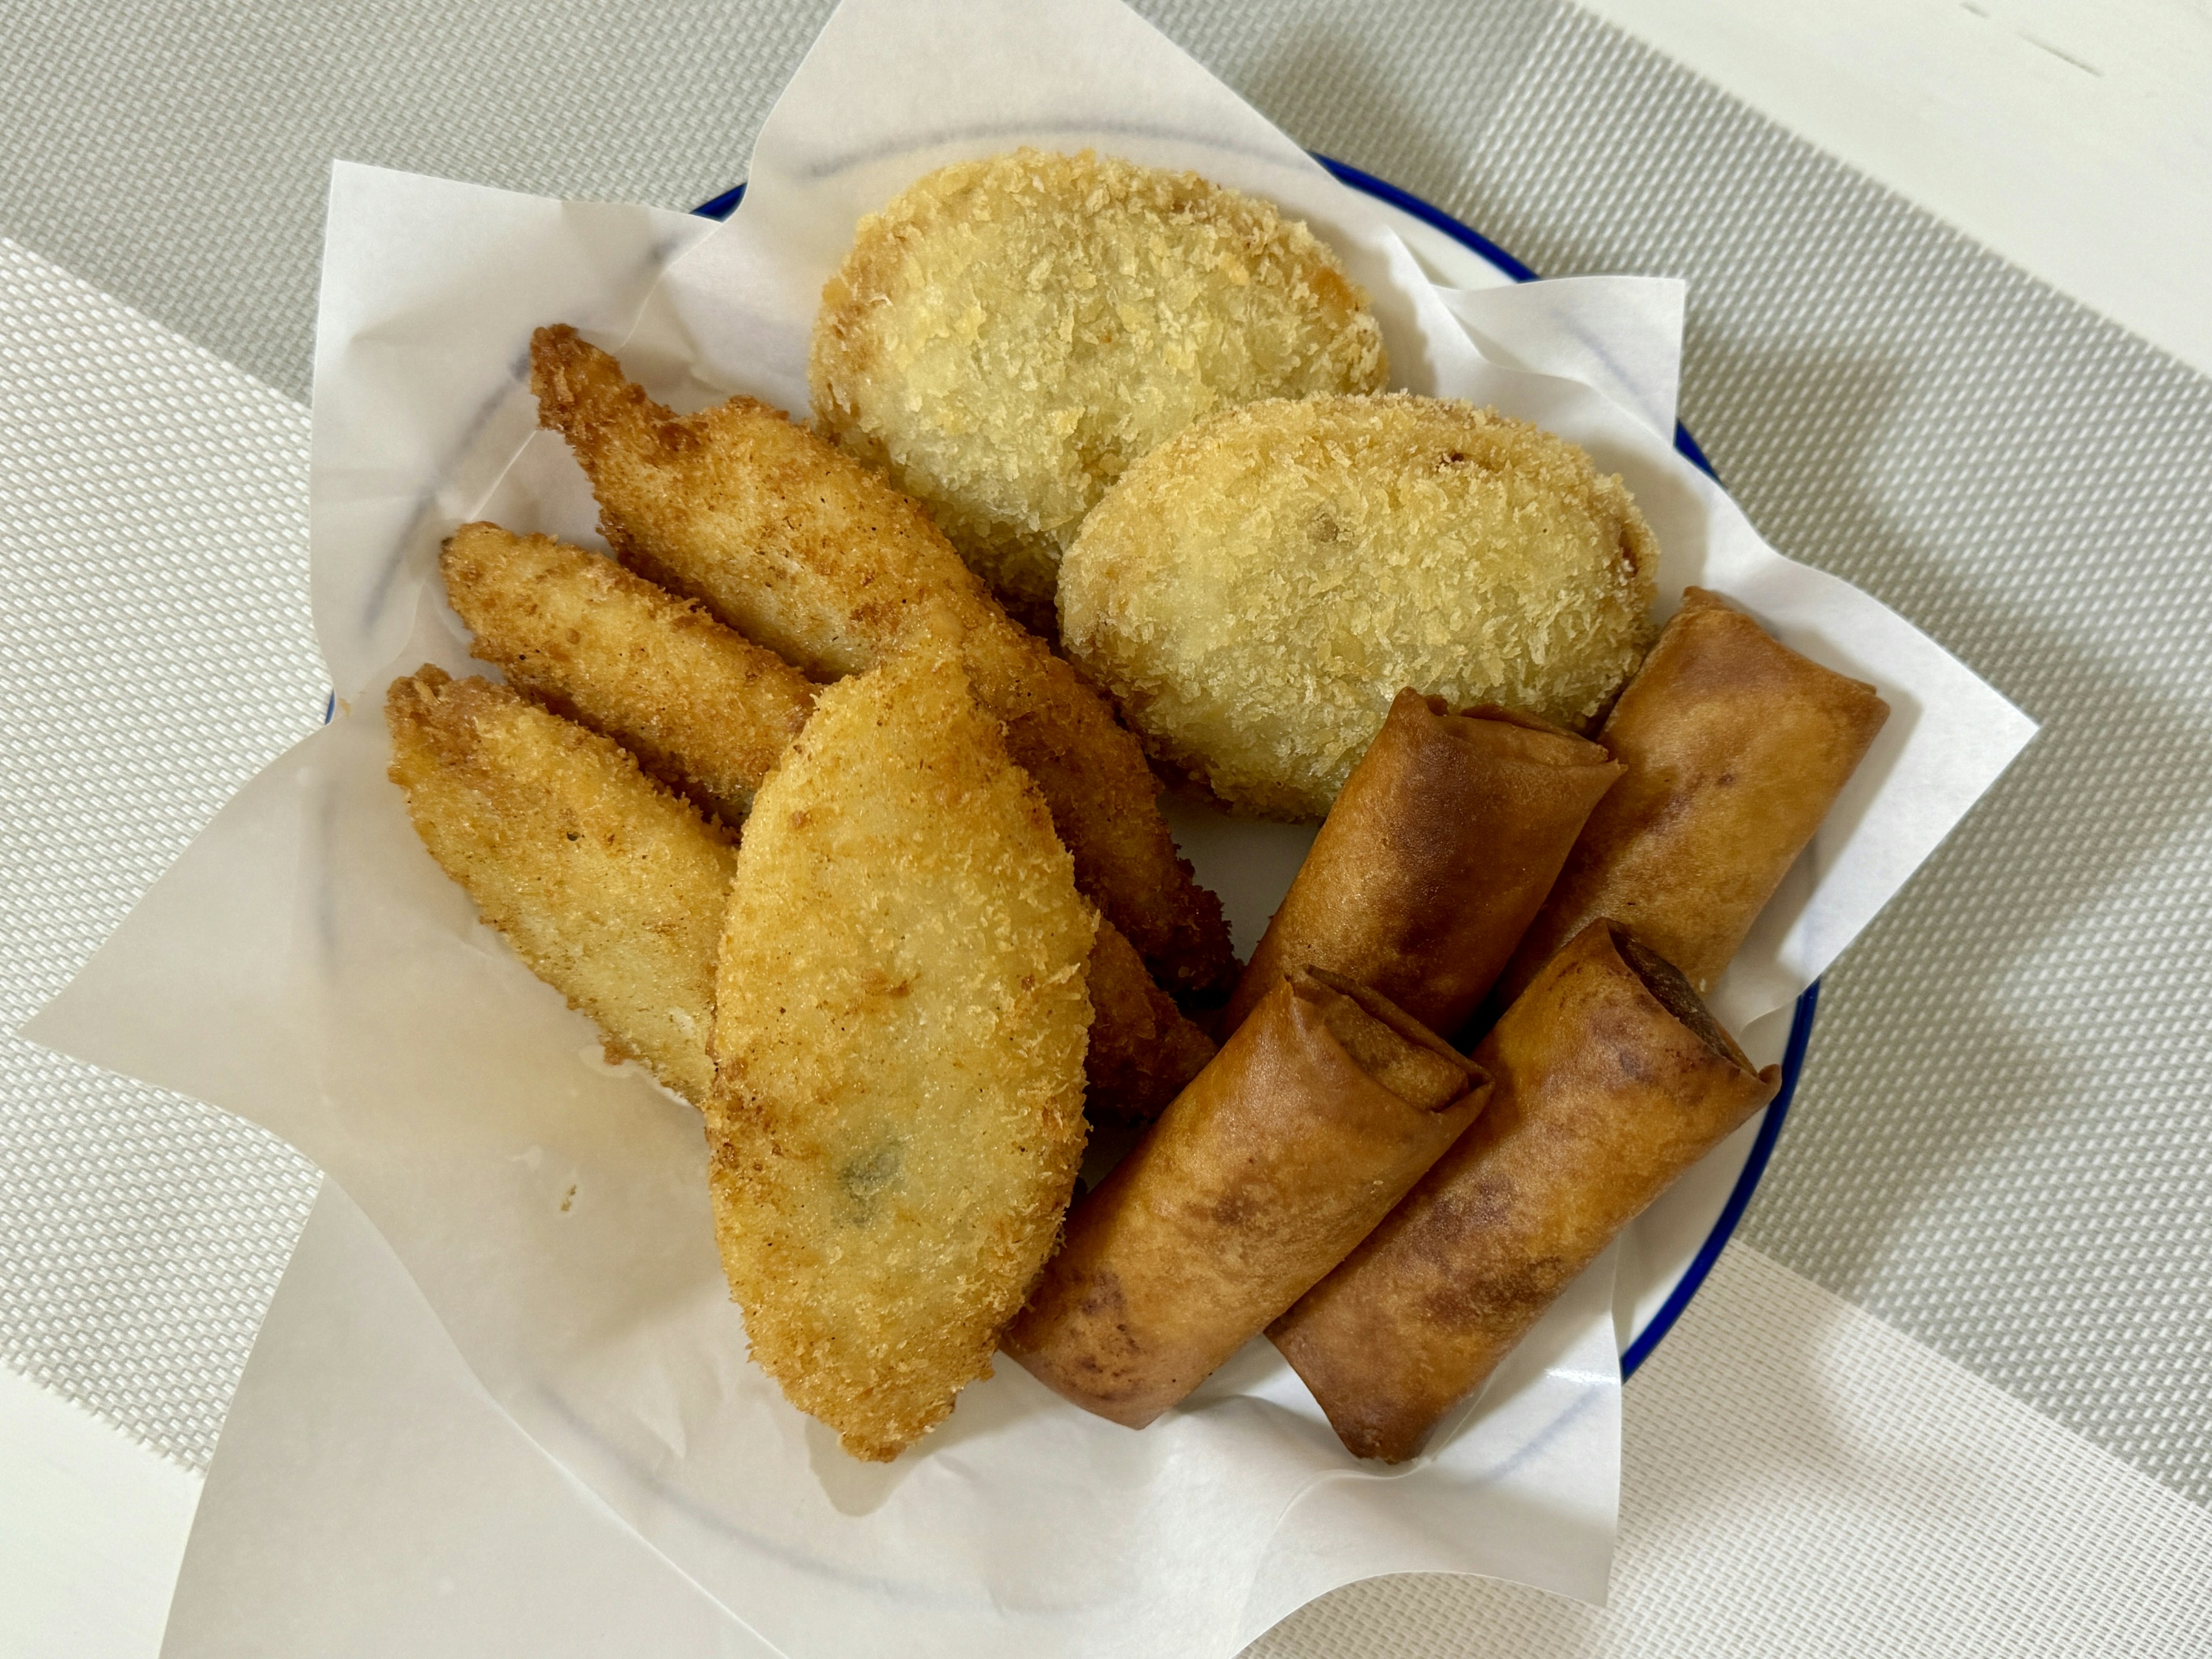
[687, 161, 1821, 1382]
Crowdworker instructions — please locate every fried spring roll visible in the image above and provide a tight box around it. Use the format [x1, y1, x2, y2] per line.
[1499, 588, 1889, 1001]
[529, 325, 1237, 1003]
[1003, 969, 1488, 1428]
[442, 522, 815, 824]
[1224, 691, 1621, 1035]
[1271, 920, 1779, 1462]
[385, 666, 736, 1103]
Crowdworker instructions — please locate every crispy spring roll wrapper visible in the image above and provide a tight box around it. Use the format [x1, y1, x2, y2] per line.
[1499, 588, 1890, 1001]
[1271, 920, 1780, 1463]
[1003, 969, 1489, 1429]
[1224, 691, 1621, 1034]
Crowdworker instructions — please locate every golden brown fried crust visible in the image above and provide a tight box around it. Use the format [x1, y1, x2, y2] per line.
[531, 324, 1237, 1002]
[441, 522, 814, 825]
[1059, 395, 1661, 820]
[706, 654, 1095, 1460]
[810, 149, 1387, 625]
[384, 666, 734, 1103]
[1080, 912, 1217, 1124]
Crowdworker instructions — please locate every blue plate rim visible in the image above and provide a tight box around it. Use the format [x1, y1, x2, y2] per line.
[684, 164, 1812, 1381]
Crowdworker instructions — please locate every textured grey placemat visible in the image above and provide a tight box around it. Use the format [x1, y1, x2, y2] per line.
[1, 0, 2206, 1523]
[0, 238, 321, 1467]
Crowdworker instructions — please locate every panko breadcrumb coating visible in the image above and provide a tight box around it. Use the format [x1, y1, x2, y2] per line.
[1058, 395, 1660, 820]
[436, 517, 1211, 1121]
[531, 324, 1237, 1003]
[810, 149, 1388, 626]
[385, 667, 734, 1103]
[707, 654, 1095, 1460]
[442, 522, 815, 825]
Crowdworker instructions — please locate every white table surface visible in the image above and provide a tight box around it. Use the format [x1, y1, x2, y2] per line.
[5, 2, 2210, 1654]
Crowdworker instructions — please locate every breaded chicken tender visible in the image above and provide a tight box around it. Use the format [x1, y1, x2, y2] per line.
[442, 522, 814, 824]
[532, 324, 1237, 1003]
[385, 666, 734, 1103]
[811, 149, 1388, 624]
[1059, 395, 1660, 820]
[707, 654, 1095, 1460]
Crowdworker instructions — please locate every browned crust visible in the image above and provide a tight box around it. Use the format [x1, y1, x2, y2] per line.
[1081, 915, 1218, 1124]
[1225, 690, 1623, 1034]
[1006, 969, 1486, 1428]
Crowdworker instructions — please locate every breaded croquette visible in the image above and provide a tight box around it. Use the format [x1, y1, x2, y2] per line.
[810, 150, 1388, 624]
[442, 522, 814, 824]
[385, 666, 734, 1103]
[530, 324, 1237, 1003]
[707, 654, 1095, 1460]
[1059, 395, 1660, 820]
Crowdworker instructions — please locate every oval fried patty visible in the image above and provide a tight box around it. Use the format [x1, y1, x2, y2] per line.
[706, 652, 1096, 1460]
[810, 149, 1387, 627]
[1058, 395, 1660, 820]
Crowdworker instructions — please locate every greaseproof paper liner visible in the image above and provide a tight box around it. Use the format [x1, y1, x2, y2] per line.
[28, 0, 2035, 1653]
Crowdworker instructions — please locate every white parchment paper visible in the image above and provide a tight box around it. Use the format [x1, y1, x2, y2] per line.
[29, 0, 2035, 1653]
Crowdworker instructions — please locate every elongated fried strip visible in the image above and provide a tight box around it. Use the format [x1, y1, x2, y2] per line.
[529, 324, 1236, 1003]
[709, 653, 1094, 1459]
[1082, 917, 1218, 1123]
[442, 522, 815, 825]
[385, 666, 733, 1103]
[440, 520, 1213, 1116]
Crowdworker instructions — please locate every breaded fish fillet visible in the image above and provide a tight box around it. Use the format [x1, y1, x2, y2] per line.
[385, 666, 734, 1103]
[810, 149, 1387, 624]
[531, 324, 1237, 1003]
[442, 522, 815, 824]
[707, 653, 1095, 1460]
[1059, 395, 1660, 820]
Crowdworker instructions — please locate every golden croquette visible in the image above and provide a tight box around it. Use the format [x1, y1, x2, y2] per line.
[1056, 395, 1660, 821]
[705, 654, 1095, 1460]
[809, 149, 1388, 628]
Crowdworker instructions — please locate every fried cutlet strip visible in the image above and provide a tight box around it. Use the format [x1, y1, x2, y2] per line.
[437, 518, 1213, 1118]
[441, 521, 815, 825]
[529, 324, 1237, 1004]
[1081, 918, 1218, 1123]
[385, 666, 734, 1104]
[707, 653, 1094, 1460]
